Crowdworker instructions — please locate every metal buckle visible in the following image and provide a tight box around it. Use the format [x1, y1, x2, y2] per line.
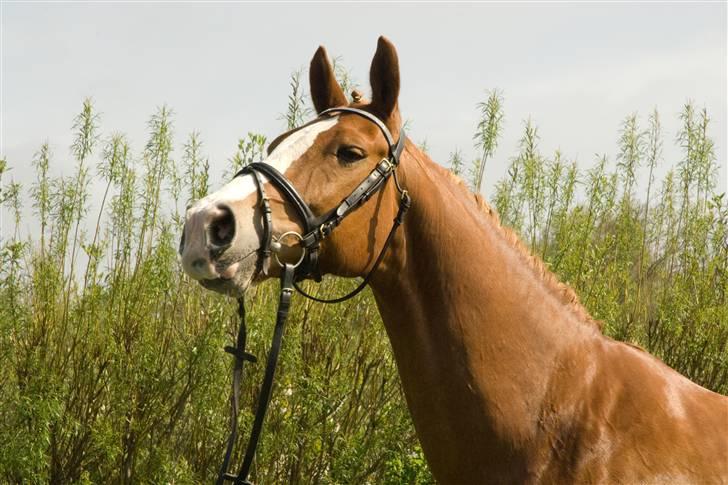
[319, 222, 334, 239]
[271, 231, 306, 269]
[378, 158, 393, 173]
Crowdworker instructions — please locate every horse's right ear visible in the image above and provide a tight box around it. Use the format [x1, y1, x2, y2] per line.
[309, 46, 347, 114]
[369, 36, 400, 122]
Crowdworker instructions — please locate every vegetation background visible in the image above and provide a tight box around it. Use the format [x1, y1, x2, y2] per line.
[0, 65, 725, 483]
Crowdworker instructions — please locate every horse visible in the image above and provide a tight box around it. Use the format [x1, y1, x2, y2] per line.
[179, 37, 728, 484]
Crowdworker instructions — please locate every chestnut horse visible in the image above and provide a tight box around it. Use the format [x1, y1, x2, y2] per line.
[180, 37, 728, 484]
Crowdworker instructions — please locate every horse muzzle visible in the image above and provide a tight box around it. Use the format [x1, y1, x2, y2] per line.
[179, 196, 262, 295]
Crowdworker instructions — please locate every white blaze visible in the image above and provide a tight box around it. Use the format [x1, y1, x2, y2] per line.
[189, 116, 339, 213]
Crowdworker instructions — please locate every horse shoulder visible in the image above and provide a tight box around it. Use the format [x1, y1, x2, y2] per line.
[579, 338, 727, 483]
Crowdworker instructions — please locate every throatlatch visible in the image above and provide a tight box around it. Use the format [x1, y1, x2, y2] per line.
[217, 107, 410, 485]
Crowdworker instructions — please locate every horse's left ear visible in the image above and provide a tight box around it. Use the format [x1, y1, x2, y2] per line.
[369, 36, 400, 122]
[310, 46, 348, 114]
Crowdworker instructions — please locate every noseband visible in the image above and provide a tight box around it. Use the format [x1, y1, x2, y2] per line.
[217, 107, 410, 484]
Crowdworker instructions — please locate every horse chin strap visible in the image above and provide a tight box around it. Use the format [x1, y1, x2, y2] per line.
[217, 107, 410, 485]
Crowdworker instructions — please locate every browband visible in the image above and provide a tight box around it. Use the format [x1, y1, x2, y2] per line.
[318, 107, 406, 163]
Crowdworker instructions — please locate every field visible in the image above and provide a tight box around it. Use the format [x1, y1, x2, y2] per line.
[0, 77, 725, 483]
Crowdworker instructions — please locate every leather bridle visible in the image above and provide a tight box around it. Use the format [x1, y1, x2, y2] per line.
[217, 107, 410, 485]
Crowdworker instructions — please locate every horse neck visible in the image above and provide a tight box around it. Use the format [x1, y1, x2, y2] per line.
[369, 144, 600, 477]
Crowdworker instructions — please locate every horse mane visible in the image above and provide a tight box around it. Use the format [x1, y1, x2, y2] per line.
[410, 146, 602, 331]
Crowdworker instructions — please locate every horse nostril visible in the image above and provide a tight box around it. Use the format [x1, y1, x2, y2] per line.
[209, 204, 236, 248]
[192, 258, 207, 270]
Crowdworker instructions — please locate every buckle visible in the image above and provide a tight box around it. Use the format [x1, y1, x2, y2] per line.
[377, 158, 393, 174]
[319, 222, 334, 239]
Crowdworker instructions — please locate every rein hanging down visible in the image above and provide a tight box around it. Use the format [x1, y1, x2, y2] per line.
[217, 107, 410, 485]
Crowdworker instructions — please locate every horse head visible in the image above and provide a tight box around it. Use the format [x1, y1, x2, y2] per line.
[179, 37, 404, 296]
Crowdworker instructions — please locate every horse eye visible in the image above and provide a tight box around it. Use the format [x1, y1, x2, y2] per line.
[336, 146, 366, 164]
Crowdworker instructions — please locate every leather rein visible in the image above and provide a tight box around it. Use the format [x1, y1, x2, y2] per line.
[217, 107, 410, 484]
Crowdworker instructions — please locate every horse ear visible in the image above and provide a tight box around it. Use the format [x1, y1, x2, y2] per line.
[369, 36, 400, 121]
[309, 46, 347, 114]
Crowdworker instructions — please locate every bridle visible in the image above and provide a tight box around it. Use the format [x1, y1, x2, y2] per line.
[217, 107, 410, 485]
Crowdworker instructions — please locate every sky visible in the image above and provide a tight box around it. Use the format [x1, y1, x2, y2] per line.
[1, 2, 726, 238]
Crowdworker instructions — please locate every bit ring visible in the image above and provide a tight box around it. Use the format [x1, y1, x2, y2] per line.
[272, 231, 306, 268]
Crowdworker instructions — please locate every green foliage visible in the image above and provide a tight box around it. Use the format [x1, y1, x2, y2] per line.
[472, 89, 504, 193]
[0, 86, 724, 484]
[282, 68, 313, 130]
[182, 131, 210, 203]
[228, 133, 267, 179]
[448, 149, 465, 177]
[331, 56, 358, 97]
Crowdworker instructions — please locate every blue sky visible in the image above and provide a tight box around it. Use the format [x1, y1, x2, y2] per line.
[1, 2, 726, 236]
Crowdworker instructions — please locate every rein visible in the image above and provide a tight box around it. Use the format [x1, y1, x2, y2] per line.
[217, 107, 410, 484]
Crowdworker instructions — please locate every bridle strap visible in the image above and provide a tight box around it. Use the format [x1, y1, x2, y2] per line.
[318, 107, 403, 159]
[293, 188, 410, 303]
[244, 162, 317, 233]
[218, 264, 295, 485]
[217, 298, 255, 485]
[251, 170, 273, 275]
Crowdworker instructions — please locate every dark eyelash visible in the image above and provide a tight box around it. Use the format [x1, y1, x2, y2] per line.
[336, 146, 366, 163]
